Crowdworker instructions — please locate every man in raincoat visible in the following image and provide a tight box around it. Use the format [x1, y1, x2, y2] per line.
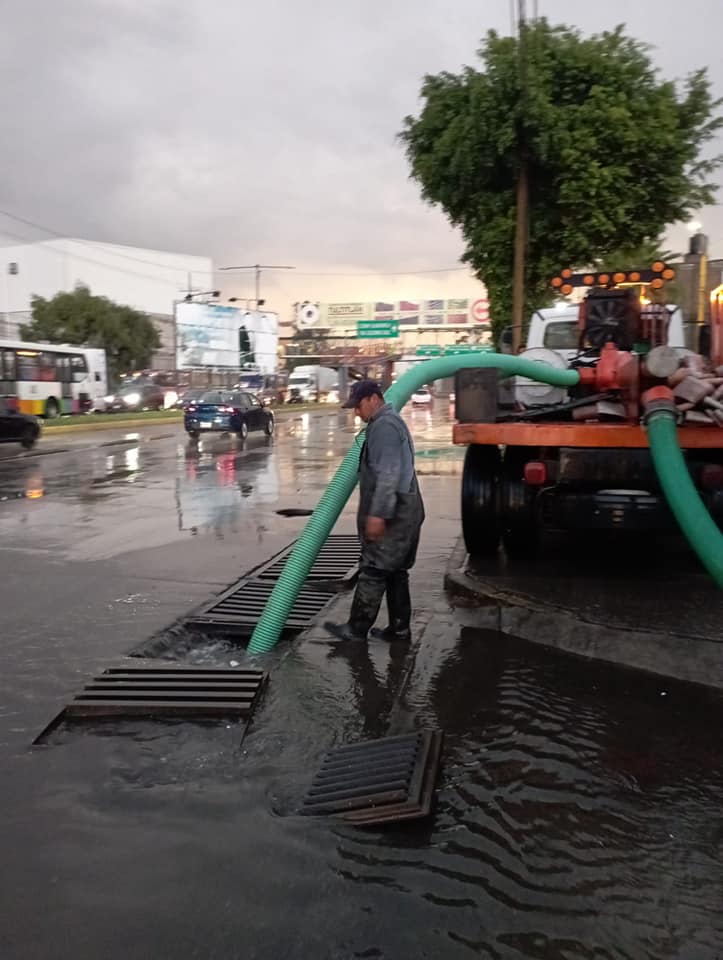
[325, 380, 425, 643]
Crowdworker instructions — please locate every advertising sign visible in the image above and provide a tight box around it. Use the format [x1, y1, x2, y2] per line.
[326, 302, 368, 320]
[296, 298, 489, 332]
[176, 302, 279, 373]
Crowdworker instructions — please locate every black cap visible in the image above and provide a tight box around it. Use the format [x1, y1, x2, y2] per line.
[342, 379, 384, 409]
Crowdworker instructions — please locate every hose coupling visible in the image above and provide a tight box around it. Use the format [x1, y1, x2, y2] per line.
[641, 386, 681, 425]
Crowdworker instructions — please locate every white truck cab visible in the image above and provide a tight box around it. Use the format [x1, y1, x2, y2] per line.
[526, 303, 685, 362]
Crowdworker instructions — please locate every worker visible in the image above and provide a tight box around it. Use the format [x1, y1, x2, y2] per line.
[325, 379, 425, 643]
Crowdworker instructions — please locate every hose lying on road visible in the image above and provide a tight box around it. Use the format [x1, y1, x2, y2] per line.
[645, 406, 723, 588]
[247, 353, 580, 655]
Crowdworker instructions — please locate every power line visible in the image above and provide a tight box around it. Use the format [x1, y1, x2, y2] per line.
[0, 209, 212, 276]
[0, 209, 473, 281]
[0, 224, 210, 289]
[287, 266, 470, 277]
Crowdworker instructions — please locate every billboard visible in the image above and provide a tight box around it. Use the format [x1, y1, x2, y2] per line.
[176, 302, 279, 373]
[295, 298, 488, 332]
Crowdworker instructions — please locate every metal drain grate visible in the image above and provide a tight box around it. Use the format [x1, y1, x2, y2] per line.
[301, 730, 444, 826]
[184, 579, 334, 635]
[256, 534, 360, 586]
[33, 665, 267, 743]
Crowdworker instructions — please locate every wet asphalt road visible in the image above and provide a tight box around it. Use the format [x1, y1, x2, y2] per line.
[1, 407, 723, 959]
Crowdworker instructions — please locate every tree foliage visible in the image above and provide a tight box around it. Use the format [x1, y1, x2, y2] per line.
[20, 284, 161, 380]
[401, 20, 722, 341]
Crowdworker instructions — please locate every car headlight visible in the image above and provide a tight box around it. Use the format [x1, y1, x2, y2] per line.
[123, 392, 141, 405]
[104, 395, 115, 403]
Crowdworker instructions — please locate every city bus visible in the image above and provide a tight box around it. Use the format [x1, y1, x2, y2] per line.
[0, 339, 108, 417]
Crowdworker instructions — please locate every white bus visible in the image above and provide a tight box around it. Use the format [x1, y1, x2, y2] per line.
[0, 340, 108, 418]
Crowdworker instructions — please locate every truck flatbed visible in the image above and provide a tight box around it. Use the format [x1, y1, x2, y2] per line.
[453, 421, 723, 449]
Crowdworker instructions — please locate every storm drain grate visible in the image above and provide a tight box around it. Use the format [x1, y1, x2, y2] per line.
[301, 730, 444, 826]
[255, 534, 360, 587]
[183, 579, 334, 635]
[34, 665, 267, 743]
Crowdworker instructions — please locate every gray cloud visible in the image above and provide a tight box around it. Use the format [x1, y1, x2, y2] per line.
[2, 0, 722, 293]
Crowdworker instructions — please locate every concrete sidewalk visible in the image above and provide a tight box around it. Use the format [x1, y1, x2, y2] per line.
[445, 536, 723, 690]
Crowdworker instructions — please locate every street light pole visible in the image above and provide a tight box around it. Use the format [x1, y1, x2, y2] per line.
[511, 0, 529, 355]
[218, 263, 295, 308]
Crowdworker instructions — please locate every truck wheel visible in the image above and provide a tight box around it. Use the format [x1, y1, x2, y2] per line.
[500, 446, 539, 558]
[461, 444, 501, 557]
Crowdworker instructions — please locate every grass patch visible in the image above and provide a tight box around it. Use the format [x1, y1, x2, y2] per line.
[44, 409, 183, 428]
[42, 402, 343, 431]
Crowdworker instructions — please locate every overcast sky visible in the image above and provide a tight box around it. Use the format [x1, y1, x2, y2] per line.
[1, 0, 721, 307]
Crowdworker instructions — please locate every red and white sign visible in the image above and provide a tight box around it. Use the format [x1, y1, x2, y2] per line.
[471, 299, 489, 322]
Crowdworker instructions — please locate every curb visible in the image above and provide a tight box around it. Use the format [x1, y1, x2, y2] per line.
[444, 536, 723, 691]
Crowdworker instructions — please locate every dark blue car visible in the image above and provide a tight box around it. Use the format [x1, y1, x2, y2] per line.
[184, 390, 274, 442]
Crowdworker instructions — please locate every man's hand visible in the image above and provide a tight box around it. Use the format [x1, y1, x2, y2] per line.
[365, 516, 386, 542]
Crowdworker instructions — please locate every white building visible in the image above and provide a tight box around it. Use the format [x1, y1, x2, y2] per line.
[0, 238, 215, 369]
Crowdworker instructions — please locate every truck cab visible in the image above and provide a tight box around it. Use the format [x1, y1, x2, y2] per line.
[526, 303, 686, 362]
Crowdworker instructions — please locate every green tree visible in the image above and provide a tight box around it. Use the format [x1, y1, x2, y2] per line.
[592, 235, 679, 272]
[401, 20, 722, 343]
[20, 284, 161, 380]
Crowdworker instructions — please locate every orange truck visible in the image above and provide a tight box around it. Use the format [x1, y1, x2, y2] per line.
[454, 263, 723, 558]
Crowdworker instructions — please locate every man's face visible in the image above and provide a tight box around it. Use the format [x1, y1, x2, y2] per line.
[355, 395, 373, 422]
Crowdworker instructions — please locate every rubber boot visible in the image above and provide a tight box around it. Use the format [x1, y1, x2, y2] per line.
[370, 571, 412, 643]
[324, 569, 387, 643]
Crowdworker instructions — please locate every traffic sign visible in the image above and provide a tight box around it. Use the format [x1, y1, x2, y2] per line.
[357, 319, 400, 339]
[416, 345, 442, 356]
[471, 298, 489, 322]
[444, 344, 491, 355]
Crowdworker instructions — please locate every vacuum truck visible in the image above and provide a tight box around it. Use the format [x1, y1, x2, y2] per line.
[454, 262, 723, 558]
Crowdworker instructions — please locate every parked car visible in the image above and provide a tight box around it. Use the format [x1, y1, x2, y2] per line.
[173, 386, 208, 410]
[184, 390, 275, 441]
[104, 379, 165, 412]
[233, 373, 288, 406]
[411, 387, 433, 406]
[0, 400, 40, 449]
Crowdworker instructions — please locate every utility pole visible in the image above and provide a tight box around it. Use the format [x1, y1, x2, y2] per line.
[511, 0, 529, 354]
[218, 263, 295, 307]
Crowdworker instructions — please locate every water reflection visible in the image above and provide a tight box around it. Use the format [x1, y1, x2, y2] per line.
[327, 640, 409, 739]
[176, 442, 280, 537]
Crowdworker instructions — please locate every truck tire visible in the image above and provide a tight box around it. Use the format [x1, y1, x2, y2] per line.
[500, 446, 539, 558]
[461, 444, 501, 558]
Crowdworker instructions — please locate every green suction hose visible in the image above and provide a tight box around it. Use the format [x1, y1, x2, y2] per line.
[646, 409, 723, 588]
[247, 352, 580, 654]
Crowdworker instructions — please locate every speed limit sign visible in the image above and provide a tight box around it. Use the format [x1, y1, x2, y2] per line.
[471, 299, 489, 322]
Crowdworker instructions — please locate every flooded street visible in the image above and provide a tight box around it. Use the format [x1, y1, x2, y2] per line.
[1, 407, 722, 959]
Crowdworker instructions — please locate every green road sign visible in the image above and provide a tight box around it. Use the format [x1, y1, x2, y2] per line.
[415, 345, 443, 356]
[357, 319, 400, 339]
[444, 344, 492, 355]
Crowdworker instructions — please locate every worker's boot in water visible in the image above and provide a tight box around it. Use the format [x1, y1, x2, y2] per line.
[370, 571, 412, 643]
[324, 569, 386, 642]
